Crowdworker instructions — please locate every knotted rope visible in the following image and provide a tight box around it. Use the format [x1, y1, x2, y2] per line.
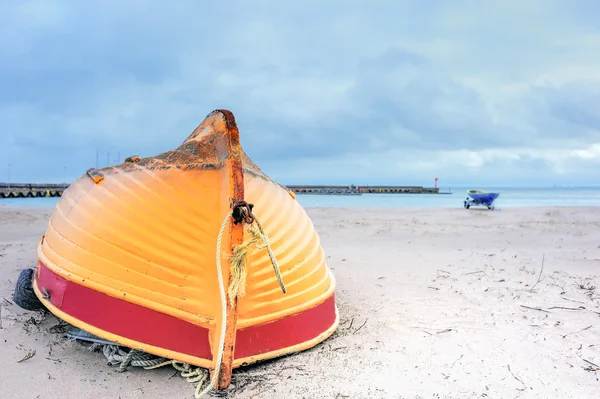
[228, 216, 287, 307]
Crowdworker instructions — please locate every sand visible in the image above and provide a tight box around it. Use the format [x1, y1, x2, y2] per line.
[0, 205, 599, 398]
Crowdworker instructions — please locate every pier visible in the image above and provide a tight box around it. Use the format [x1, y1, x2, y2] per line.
[0, 183, 66, 198]
[287, 185, 440, 195]
[0, 183, 442, 199]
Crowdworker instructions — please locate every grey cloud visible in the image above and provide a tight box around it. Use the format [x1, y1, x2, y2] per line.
[544, 82, 600, 132]
[1, 1, 600, 186]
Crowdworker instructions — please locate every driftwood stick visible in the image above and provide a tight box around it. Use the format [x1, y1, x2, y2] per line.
[451, 354, 464, 368]
[583, 359, 600, 368]
[422, 328, 453, 336]
[352, 319, 368, 335]
[562, 325, 592, 339]
[529, 254, 545, 292]
[507, 365, 527, 391]
[520, 305, 550, 313]
[561, 296, 586, 304]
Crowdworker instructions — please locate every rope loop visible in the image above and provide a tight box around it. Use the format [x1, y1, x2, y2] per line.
[90, 203, 286, 399]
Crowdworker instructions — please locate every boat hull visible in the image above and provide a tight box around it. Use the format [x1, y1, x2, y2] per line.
[468, 192, 499, 205]
[31, 110, 339, 386]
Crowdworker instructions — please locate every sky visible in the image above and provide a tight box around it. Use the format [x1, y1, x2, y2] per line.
[1, 0, 599, 188]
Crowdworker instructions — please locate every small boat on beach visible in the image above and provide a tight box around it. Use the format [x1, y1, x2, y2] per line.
[464, 189, 500, 210]
[13, 110, 339, 396]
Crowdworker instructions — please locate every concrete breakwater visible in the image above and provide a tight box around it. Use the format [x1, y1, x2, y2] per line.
[0, 183, 66, 198]
[287, 185, 440, 195]
[0, 183, 441, 199]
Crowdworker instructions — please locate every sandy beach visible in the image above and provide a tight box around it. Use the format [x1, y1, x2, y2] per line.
[1, 205, 599, 399]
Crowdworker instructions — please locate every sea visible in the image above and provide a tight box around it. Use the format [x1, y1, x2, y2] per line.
[1, 187, 599, 209]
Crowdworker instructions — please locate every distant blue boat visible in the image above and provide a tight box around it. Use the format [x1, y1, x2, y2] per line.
[464, 189, 500, 210]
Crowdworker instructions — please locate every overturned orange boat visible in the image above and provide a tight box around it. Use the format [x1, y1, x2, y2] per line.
[32, 110, 338, 390]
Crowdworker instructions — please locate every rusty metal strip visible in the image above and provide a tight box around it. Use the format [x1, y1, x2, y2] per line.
[206, 110, 245, 390]
[86, 168, 104, 184]
[124, 155, 141, 163]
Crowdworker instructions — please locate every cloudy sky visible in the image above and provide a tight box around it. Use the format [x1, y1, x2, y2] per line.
[1, 0, 599, 187]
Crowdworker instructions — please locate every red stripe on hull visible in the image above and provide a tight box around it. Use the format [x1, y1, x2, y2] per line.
[235, 295, 337, 359]
[36, 262, 212, 359]
[35, 262, 337, 362]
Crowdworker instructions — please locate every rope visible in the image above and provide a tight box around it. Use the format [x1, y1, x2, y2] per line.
[196, 209, 286, 397]
[99, 344, 171, 371]
[193, 209, 233, 398]
[91, 212, 230, 398]
[91, 207, 285, 398]
[228, 217, 286, 306]
[146, 361, 208, 396]
[127, 210, 232, 398]
[254, 217, 287, 294]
